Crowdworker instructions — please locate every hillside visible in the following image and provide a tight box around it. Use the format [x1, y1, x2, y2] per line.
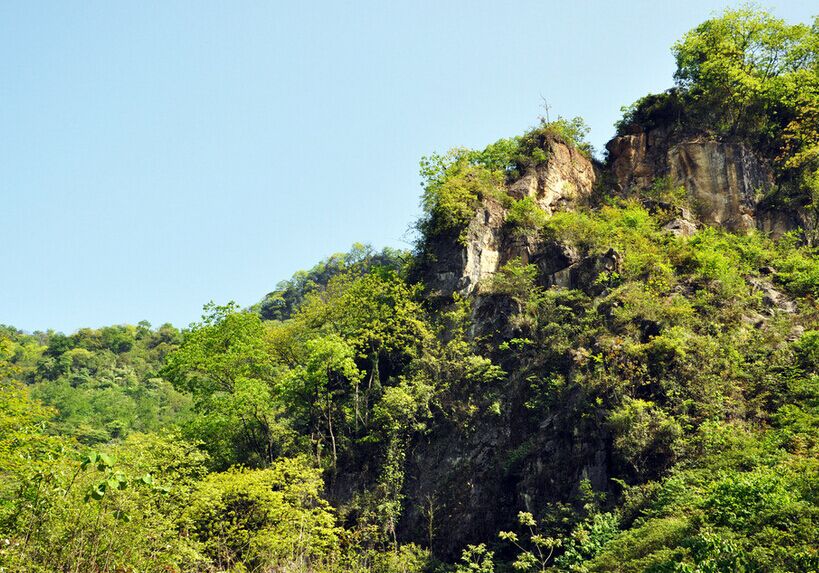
[1, 7, 818, 573]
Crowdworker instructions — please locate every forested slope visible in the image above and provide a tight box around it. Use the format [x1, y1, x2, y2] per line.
[1, 7, 818, 573]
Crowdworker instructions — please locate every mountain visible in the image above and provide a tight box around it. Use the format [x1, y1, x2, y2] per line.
[1, 6, 817, 573]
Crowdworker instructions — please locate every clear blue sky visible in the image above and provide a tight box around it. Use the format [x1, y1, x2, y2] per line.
[2, 1, 815, 333]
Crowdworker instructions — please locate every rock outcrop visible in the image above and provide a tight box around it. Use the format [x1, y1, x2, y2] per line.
[508, 138, 597, 214]
[422, 136, 597, 300]
[404, 122, 810, 559]
[606, 127, 779, 233]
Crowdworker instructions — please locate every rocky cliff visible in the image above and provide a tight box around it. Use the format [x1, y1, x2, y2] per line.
[403, 122, 809, 557]
[423, 126, 807, 307]
[422, 136, 598, 300]
[605, 126, 806, 235]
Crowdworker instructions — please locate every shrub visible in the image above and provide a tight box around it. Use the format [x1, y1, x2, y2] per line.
[507, 196, 549, 238]
[517, 116, 593, 163]
[186, 457, 339, 571]
[419, 152, 506, 241]
[609, 399, 683, 478]
[485, 259, 539, 303]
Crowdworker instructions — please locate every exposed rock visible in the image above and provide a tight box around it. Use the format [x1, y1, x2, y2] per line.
[668, 141, 770, 231]
[606, 127, 670, 191]
[747, 277, 797, 313]
[757, 204, 814, 239]
[663, 218, 698, 237]
[458, 200, 506, 296]
[509, 138, 597, 215]
[741, 312, 767, 329]
[533, 241, 581, 288]
[401, 122, 816, 560]
[642, 199, 694, 222]
[422, 199, 505, 299]
[524, 241, 622, 294]
[470, 293, 523, 340]
[402, 121, 811, 560]
[569, 249, 622, 296]
[399, 378, 611, 559]
[606, 128, 785, 234]
[421, 137, 596, 300]
[789, 324, 806, 342]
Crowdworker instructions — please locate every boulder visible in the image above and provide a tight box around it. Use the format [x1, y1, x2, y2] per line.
[663, 218, 698, 237]
[747, 277, 796, 313]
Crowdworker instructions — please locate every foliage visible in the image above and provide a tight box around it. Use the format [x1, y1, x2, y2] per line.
[3, 9, 819, 573]
[519, 116, 593, 159]
[256, 243, 408, 321]
[0, 423, 209, 572]
[419, 148, 507, 241]
[499, 511, 563, 572]
[618, 6, 819, 220]
[416, 116, 593, 246]
[186, 458, 339, 571]
[485, 259, 540, 303]
[672, 6, 817, 143]
[0, 322, 190, 444]
[507, 196, 549, 238]
[644, 177, 689, 211]
[163, 303, 295, 469]
[454, 544, 495, 573]
[609, 398, 683, 479]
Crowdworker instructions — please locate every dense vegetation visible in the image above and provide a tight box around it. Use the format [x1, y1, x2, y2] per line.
[615, 6, 819, 224]
[1, 6, 818, 573]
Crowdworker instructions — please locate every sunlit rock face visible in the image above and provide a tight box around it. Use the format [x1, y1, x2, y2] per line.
[667, 141, 771, 231]
[423, 136, 596, 300]
[606, 127, 785, 234]
[508, 137, 597, 214]
[419, 199, 507, 300]
[425, 125, 805, 306]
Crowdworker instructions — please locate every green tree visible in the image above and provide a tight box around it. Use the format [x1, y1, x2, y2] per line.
[186, 457, 339, 571]
[672, 6, 817, 140]
[163, 302, 294, 468]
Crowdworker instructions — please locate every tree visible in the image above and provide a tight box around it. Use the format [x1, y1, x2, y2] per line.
[163, 303, 294, 468]
[672, 6, 817, 141]
[280, 335, 362, 470]
[186, 457, 339, 571]
[499, 512, 562, 572]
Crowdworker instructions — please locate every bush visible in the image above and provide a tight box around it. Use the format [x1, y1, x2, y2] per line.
[609, 398, 683, 478]
[186, 457, 340, 571]
[507, 196, 549, 238]
[517, 116, 593, 163]
[485, 259, 539, 303]
[419, 152, 506, 241]
[0, 430, 208, 573]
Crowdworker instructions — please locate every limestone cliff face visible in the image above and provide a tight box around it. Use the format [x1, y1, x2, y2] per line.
[455, 198, 506, 296]
[402, 123, 807, 558]
[668, 142, 766, 230]
[423, 136, 597, 300]
[508, 138, 597, 214]
[424, 126, 807, 307]
[605, 127, 784, 233]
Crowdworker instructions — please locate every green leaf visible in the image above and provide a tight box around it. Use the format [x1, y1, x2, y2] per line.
[81, 451, 99, 469]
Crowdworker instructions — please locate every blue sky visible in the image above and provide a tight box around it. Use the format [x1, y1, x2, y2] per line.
[2, 1, 816, 333]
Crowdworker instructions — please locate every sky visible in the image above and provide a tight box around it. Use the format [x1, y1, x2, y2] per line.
[1, 1, 816, 333]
